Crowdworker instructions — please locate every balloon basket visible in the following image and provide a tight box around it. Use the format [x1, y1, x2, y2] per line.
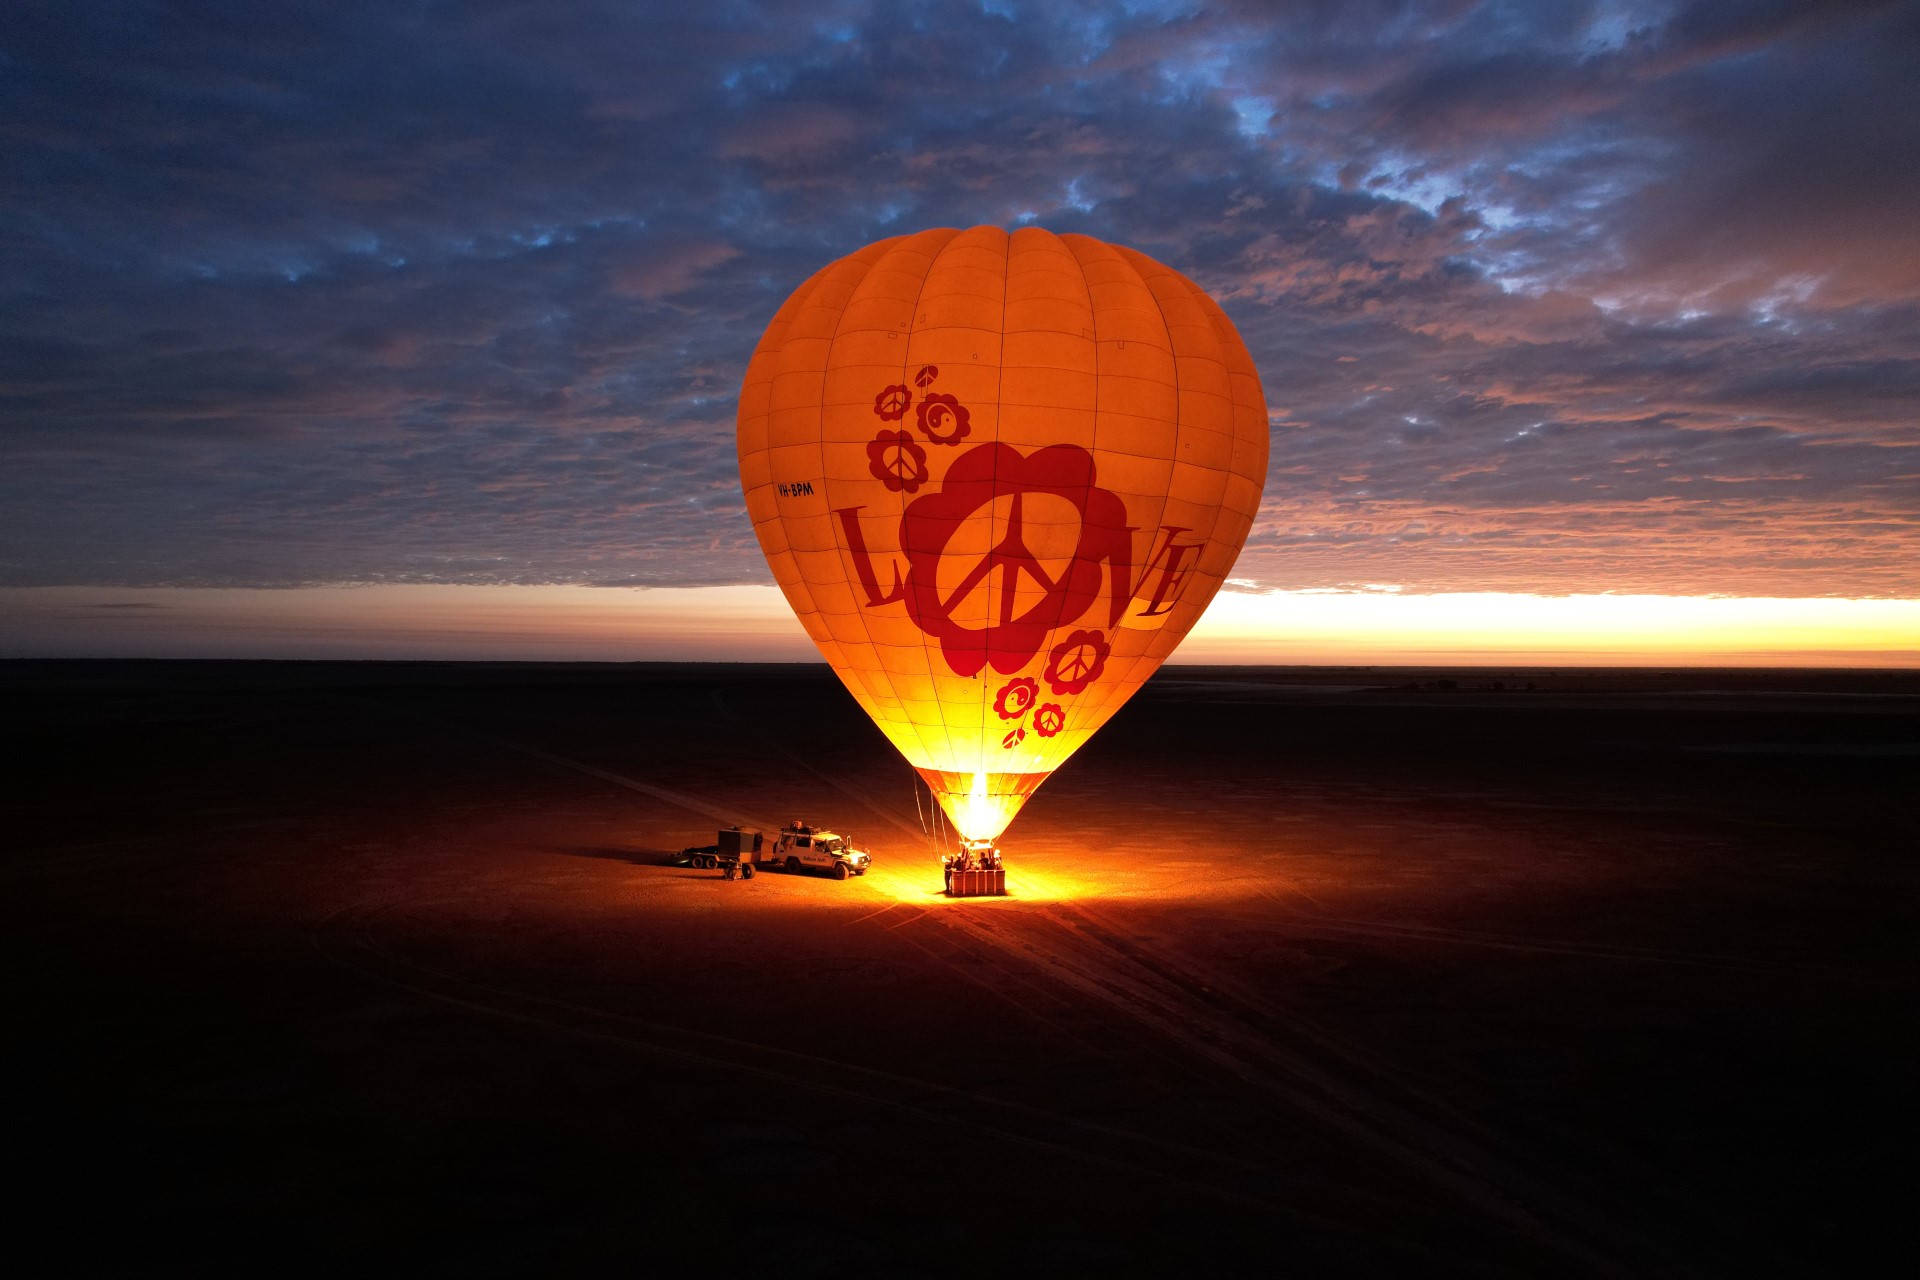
[946, 867, 1006, 897]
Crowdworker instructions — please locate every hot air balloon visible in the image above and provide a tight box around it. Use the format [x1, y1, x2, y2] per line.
[737, 226, 1267, 858]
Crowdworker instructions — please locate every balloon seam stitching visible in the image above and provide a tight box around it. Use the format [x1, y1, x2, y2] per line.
[822, 239, 913, 751]
[900, 228, 963, 771]
[976, 225, 1014, 782]
[1052, 231, 1104, 754]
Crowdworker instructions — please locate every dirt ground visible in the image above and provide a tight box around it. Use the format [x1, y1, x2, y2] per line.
[6, 660, 1914, 1277]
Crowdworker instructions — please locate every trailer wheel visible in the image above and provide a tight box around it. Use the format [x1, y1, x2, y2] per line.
[785, 856, 801, 874]
[832, 861, 850, 881]
[741, 863, 755, 879]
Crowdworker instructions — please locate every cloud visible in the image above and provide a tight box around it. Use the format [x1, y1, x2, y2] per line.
[719, 104, 865, 164]
[607, 239, 744, 300]
[0, 0, 1914, 598]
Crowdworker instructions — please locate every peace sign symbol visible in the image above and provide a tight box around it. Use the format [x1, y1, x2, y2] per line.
[934, 491, 1062, 625]
[1044, 629, 1110, 696]
[899, 443, 1134, 678]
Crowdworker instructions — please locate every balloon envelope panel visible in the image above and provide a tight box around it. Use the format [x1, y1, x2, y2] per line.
[738, 226, 1268, 840]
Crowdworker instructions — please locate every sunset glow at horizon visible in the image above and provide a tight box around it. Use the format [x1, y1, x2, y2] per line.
[4, 584, 1913, 668]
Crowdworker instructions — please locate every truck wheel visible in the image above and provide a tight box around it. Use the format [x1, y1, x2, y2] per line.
[832, 861, 850, 881]
[785, 857, 801, 874]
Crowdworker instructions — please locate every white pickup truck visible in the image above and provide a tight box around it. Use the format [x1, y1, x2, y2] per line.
[763, 823, 872, 880]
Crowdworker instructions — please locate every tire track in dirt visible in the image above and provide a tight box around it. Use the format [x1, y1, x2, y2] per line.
[1012, 856, 1735, 1278]
[942, 896, 1657, 1279]
[306, 894, 1400, 1236]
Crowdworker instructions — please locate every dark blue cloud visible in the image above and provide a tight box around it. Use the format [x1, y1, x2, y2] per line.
[1, 0, 1915, 595]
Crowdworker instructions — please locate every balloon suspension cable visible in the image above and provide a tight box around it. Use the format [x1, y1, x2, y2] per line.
[914, 771, 934, 856]
[913, 770, 939, 860]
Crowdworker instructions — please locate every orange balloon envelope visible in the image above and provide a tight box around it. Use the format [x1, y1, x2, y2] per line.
[737, 226, 1268, 842]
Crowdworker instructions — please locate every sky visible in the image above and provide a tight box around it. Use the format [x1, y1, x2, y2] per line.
[3, 1, 1917, 662]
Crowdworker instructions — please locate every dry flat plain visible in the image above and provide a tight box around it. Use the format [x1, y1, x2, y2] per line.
[6, 661, 1915, 1278]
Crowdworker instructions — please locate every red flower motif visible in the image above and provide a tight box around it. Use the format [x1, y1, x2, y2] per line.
[915, 392, 971, 445]
[1032, 703, 1065, 738]
[1045, 629, 1109, 696]
[913, 364, 939, 388]
[866, 429, 929, 493]
[993, 676, 1038, 720]
[873, 384, 911, 421]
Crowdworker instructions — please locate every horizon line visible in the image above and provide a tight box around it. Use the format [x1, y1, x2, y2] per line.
[3, 584, 1917, 668]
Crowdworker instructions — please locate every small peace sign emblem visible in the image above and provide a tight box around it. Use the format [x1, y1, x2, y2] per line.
[1044, 629, 1110, 696]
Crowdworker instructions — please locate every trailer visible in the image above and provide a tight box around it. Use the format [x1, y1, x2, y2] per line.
[677, 825, 761, 878]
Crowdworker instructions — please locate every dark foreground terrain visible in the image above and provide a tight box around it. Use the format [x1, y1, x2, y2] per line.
[6, 660, 1914, 1278]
